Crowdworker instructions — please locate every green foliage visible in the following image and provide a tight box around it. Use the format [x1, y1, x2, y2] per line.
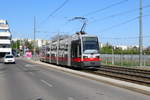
[11, 40, 20, 50]
[11, 39, 34, 53]
[144, 46, 150, 55]
[100, 43, 113, 54]
[24, 39, 34, 51]
[114, 47, 122, 54]
[100, 44, 142, 54]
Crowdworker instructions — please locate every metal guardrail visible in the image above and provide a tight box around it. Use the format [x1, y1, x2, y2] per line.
[100, 54, 150, 67]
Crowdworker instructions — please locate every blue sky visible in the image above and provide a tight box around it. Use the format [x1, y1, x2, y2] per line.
[0, 0, 150, 47]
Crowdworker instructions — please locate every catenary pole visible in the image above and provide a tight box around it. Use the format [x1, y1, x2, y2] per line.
[33, 16, 36, 59]
[139, 0, 143, 66]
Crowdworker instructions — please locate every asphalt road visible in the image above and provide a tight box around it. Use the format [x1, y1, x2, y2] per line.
[0, 59, 149, 100]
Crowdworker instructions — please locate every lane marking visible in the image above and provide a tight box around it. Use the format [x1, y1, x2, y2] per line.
[29, 72, 35, 75]
[41, 80, 53, 87]
[25, 64, 39, 67]
[68, 97, 74, 100]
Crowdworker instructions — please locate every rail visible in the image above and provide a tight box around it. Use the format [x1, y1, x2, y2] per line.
[86, 65, 150, 86]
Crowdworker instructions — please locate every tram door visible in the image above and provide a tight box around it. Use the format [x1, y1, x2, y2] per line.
[71, 40, 81, 67]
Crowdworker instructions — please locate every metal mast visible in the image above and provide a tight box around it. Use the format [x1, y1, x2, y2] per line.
[139, 0, 143, 66]
[33, 16, 36, 59]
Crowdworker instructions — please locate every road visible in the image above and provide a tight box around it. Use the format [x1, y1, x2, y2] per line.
[0, 59, 149, 100]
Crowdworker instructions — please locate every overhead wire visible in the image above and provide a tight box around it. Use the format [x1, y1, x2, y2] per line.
[56, 0, 133, 34]
[101, 35, 150, 47]
[102, 35, 150, 40]
[39, 0, 69, 25]
[90, 4, 150, 24]
[100, 16, 139, 32]
[90, 9, 137, 24]
[83, 0, 128, 17]
[56, 0, 129, 33]
[99, 14, 150, 33]
[50, 1, 150, 38]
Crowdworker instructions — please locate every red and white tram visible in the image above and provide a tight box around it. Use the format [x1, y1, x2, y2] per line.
[39, 32, 101, 69]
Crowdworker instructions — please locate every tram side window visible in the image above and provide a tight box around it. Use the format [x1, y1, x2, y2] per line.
[60, 44, 65, 51]
[51, 46, 53, 51]
[65, 44, 68, 51]
[71, 41, 81, 58]
[71, 41, 77, 58]
[51, 44, 57, 51]
[78, 43, 81, 57]
[46, 47, 50, 51]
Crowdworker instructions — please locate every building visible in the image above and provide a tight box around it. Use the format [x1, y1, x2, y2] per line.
[115, 45, 139, 50]
[0, 20, 12, 57]
[12, 38, 50, 48]
[115, 45, 128, 50]
[36, 39, 50, 47]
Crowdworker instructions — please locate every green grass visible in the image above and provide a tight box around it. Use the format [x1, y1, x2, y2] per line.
[101, 60, 150, 67]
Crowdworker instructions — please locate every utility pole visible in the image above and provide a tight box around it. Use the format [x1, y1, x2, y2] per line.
[112, 48, 114, 65]
[139, 0, 143, 66]
[33, 16, 36, 59]
[56, 32, 60, 65]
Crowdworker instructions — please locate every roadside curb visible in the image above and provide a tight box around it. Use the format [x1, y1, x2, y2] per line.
[24, 59, 150, 95]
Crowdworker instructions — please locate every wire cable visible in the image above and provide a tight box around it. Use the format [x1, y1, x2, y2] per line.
[90, 4, 150, 24]
[100, 16, 139, 32]
[102, 35, 150, 40]
[83, 0, 128, 17]
[100, 14, 150, 32]
[40, 0, 69, 25]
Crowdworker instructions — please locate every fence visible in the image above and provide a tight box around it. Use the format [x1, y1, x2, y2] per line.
[100, 54, 150, 67]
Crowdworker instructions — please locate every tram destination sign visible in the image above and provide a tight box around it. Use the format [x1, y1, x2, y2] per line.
[83, 37, 98, 41]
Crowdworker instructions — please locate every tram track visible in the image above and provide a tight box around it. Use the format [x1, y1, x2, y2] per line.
[85, 65, 150, 86]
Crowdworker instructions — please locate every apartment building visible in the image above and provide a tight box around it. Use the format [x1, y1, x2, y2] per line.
[0, 20, 12, 57]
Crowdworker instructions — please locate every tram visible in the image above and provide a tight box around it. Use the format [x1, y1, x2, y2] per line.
[40, 32, 101, 69]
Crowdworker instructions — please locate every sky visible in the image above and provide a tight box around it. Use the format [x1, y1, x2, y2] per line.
[0, 0, 150, 47]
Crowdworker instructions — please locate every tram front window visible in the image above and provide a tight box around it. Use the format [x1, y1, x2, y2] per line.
[82, 37, 99, 54]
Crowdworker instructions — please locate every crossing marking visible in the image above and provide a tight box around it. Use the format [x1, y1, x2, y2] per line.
[41, 80, 53, 87]
[68, 97, 74, 100]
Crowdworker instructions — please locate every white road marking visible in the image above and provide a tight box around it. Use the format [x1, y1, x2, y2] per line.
[25, 64, 32, 67]
[25, 64, 39, 67]
[41, 80, 53, 87]
[68, 97, 74, 100]
[29, 72, 35, 75]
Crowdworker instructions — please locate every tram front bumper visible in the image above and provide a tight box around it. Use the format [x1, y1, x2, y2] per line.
[81, 61, 100, 68]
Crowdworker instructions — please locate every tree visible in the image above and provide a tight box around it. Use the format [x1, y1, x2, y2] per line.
[24, 39, 34, 52]
[11, 40, 20, 50]
[100, 43, 140, 54]
[100, 43, 113, 54]
[144, 46, 150, 55]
